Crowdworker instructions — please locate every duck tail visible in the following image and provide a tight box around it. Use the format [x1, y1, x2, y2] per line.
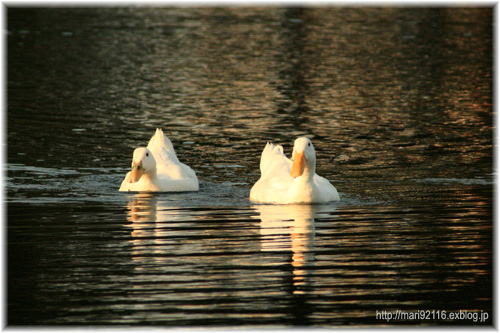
[259, 142, 285, 174]
[148, 128, 176, 156]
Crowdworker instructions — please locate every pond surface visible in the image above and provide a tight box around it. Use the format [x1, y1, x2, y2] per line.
[7, 7, 493, 327]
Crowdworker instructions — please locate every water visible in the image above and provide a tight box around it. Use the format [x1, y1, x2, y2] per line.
[7, 7, 492, 327]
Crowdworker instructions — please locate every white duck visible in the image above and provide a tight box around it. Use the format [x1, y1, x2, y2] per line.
[119, 128, 199, 192]
[250, 137, 339, 204]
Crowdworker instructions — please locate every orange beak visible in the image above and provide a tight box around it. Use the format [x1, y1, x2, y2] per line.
[290, 151, 306, 178]
[129, 164, 144, 183]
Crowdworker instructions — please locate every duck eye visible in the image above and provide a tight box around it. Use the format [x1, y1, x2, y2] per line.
[308, 142, 311, 147]
[146, 152, 149, 157]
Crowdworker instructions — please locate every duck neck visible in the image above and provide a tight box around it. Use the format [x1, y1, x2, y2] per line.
[142, 170, 157, 182]
[300, 164, 315, 180]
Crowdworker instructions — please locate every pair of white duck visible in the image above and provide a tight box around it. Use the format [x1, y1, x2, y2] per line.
[119, 129, 339, 204]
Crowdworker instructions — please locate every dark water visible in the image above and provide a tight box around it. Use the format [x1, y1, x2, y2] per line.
[7, 7, 493, 327]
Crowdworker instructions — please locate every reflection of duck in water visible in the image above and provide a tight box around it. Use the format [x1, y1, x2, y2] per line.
[254, 203, 337, 295]
[119, 128, 199, 192]
[126, 193, 157, 224]
[250, 138, 339, 204]
[125, 193, 194, 228]
[125, 193, 201, 267]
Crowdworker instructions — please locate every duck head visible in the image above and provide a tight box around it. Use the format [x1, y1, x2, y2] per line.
[290, 137, 316, 178]
[129, 147, 156, 183]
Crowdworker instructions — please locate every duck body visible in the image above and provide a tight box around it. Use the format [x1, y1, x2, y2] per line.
[250, 138, 339, 204]
[119, 129, 199, 192]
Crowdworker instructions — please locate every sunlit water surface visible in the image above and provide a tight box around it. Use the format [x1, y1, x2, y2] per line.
[7, 7, 492, 327]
